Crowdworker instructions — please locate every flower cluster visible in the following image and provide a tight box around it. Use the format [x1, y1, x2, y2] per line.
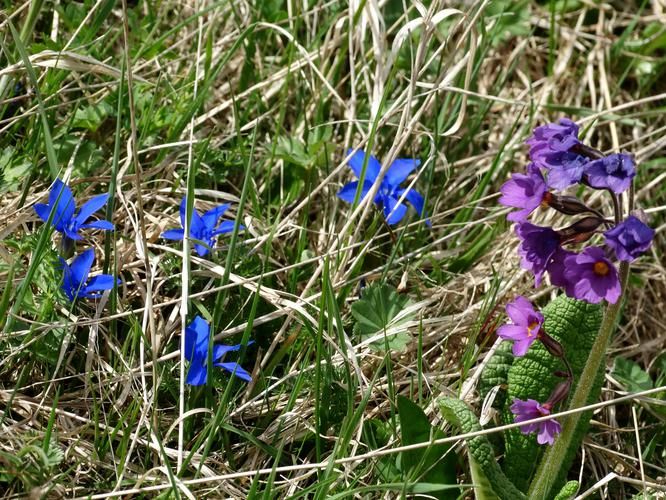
[501, 118, 654, 304]
[337, 149, 429, 226]
[498, 118, 655, 445]
[35, 179, 118, 301]
[184, 315, 252, 385]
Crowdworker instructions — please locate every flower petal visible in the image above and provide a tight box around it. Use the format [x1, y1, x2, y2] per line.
[395, 187, 425, 216]
[347, 149, 381, 181]
[202, 203, 230, 230]
[385, 158, 420, 186]
[186, 361, 208, 386]
[81, 220, 115, 231]
[184, 315, 210, 362]
[212, 220, 240, 236]
[73, 193, 109, 227]
[70, 248, 95, 290]
[383, 195, 408, 225]
[337, 181, 373, 203]
[48, 179, 76, 228]
[214, 361, 252, 382]
[82, 275, 118, 296]
[162, 228, 185, 240]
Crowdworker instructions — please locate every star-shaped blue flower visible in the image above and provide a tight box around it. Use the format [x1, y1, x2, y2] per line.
[59, 248, 120, 301]
[162, 197, 244, 257]
[184, 315, 253, 385]
[34, 179, 114, 240]
[337, 149, 428, 226]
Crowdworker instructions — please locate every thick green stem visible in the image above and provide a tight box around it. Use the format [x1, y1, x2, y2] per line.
[528, 262, 629, 499]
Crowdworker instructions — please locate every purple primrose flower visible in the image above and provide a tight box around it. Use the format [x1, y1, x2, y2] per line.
[162, 197, 244, 257]
[604, 215, 655, 262]
[34, 179, 114, 240]
[499, 164, 548, 222]
[584, 153, 636, 194]
[526, 118, 580, 164]
[563, 246, 621, 304]
[337, 149, 428, 226]
[184, 315, 253, 386]
[516, 222, 561, 287]
[497, 296, 544, 356]
[59, 248, 119, 301]
[510, 398, 561, 445]
[545, 152, 589, 190]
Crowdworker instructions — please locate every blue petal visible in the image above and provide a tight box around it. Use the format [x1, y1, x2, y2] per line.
[64, 228, 83, 241]
[201, 204, 230, 230]
[34, 203, 51, 223]
[194, 242, 212, 257]
[184, 315, 210, 362]
[212, 340, 253, 362]
[70, 248, 95, 290]
[395, 187, 425, 216]
[214, 361, 252, 382]
[186, 361, 208, 386]
[81, 220, 115, 231]
[347, 149, 381, 182]
[48, 179, 76, 230]
[212, 220, 239, 236]
[383, 195, 408, 225]
[73, 193, 109, 227]
[385, 158, 420, 187]
[337, 181, 373, 203]
[179, 197, 205, 238]
[82, 275, 118, 297]
[59, 257, 75, 301]
[161, 228, 185, 240]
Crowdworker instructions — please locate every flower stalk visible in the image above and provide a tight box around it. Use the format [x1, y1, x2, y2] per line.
[527, 255, 629, 499]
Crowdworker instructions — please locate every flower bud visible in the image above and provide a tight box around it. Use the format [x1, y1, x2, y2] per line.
[557, 216, 606, 244]
[538, 330, 565, 358]
[546, 379, 572, 407]
[544, 193, 598, 217]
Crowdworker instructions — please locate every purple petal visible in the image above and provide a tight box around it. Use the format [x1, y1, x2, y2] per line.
[497, 324, 529, 342]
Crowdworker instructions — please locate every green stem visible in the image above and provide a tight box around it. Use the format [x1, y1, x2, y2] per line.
[528, 262, 629, 499]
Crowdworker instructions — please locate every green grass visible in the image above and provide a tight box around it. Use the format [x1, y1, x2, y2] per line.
[0, 0, 665, 498]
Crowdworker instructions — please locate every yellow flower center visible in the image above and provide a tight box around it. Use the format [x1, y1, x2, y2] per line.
[527, 321, 539, 337]
[593, 261, 609, 276]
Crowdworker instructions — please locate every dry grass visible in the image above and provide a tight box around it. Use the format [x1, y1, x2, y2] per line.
[0, 0, 664, 498]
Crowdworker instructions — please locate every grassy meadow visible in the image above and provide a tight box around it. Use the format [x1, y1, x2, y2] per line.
[0, 0, 665, 498]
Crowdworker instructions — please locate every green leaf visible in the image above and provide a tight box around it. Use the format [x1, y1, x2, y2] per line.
[397, 396, 457, 494]
[351, 284, 414, 351]
[611, 357, 653, 392]
[438, 397, 526, 500]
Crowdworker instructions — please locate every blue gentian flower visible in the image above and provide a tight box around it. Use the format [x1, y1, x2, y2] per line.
[162, 197, 244, 257]
[34, 179, 114, 240]
[59, 248, 119, 301]
[337, 149, 428, 226]
[184, 315, 253, 385]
